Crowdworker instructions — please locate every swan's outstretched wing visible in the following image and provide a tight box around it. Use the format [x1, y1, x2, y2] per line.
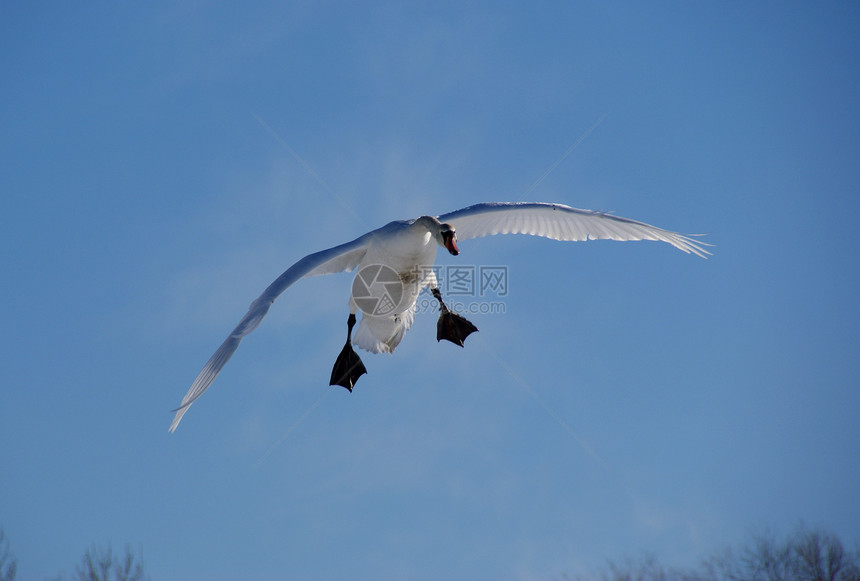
[438, 202, 710, 257]
[169, 234, 371, 432]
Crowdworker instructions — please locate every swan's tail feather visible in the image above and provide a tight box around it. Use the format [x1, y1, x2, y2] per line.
[352, 307, 416, 354]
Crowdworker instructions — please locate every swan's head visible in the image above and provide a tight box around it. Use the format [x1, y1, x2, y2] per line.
[440, 223, 458, 255]
[417, 216, 459, 255]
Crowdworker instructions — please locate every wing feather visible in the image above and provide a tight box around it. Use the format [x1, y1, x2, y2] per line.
[438, 202, 710, 257]
[169, 234, 370, 432]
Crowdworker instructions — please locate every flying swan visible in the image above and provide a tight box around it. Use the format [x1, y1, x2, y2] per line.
[170, 202, 709, 431]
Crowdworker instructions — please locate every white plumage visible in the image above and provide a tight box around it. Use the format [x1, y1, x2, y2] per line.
[169, 202, 709, 432]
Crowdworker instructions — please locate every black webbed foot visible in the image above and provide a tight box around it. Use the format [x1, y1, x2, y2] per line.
[329, 341, 367, 391]
[432, 287, 478, 347]
[436, 311, 478, 347]
[329, 313, 367, 391]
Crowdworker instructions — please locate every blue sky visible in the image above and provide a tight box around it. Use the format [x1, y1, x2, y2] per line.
[2, 2, 858, 579]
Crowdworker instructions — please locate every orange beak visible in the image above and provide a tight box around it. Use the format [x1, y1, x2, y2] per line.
[443, 232, 459, 255]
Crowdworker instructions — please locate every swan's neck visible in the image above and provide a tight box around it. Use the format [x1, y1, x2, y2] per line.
[414, 215, 444, 244]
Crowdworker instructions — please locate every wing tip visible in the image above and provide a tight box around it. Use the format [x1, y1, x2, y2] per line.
[168, 410, 186, 433]
[676, 233, 714, 259]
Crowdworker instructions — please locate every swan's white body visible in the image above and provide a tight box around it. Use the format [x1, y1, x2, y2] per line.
[349, 216, 441, 354]
[170, 202, 709, 432]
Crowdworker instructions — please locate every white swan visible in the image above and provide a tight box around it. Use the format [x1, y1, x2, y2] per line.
[170, 202, 709, 432]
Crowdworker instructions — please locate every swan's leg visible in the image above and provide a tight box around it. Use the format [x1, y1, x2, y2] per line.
[431, 288, 478, 347]
[329, 313, 367, 391]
